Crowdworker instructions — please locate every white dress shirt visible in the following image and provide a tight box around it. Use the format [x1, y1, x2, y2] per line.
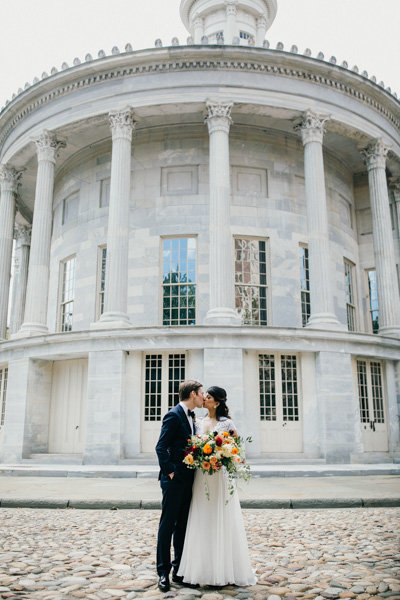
[179, 401, 194, 434]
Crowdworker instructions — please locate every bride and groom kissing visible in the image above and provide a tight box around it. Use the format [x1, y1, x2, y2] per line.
[156, 379, 256, 592]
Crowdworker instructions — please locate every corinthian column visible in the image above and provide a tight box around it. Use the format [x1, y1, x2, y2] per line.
[95, 107, 134, 329]
[205, 101, 241, 326]
[193, 16, 204, 44]
[9, 224, 31, 335]
[296, 111, 342, 330]
[362, 141, 400, 338]
[18, 131, 65, 337]
[256, 15, 267, 46]
[0, 166, 21, 339]
[225, 0, 238, 44]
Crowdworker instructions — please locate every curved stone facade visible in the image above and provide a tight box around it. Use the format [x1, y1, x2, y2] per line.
[0, 2, 399, 465]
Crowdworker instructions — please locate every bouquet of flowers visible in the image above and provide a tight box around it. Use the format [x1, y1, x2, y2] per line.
[183, 429, 252, 500]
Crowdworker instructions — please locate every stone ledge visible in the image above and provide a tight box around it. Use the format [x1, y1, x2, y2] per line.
[1, 497, 399, 509]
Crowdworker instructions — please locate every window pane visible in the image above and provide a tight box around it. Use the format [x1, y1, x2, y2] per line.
[357, 360, 369, 423]
[281, 355, 299, 422]
[235, 238, 268, 326]
[259, 354, 276, 420]
[145, 355, 162, 421]
[60, 257, 76, 332]
[162, 238, 196, 326]
[370, 361, 384, 423]
[168, 354, 186, 410]
[368, 270, 379, 334]
[299, 245, 310, 327]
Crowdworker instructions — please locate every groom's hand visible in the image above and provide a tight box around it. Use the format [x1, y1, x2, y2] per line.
[169, 472, 175, 479]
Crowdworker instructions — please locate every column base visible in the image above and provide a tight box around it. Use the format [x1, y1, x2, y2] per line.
[379, 326, 400, 339]
[204, 307, 242, 326]
[306, 313, 346, 331]
[12, 323, 49, 338]
[91, 311, 132, 330]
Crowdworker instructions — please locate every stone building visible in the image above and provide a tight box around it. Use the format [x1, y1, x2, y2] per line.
[0, 0, 399, 465]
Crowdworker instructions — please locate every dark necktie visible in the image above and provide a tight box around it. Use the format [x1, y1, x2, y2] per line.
[188, 410, 195, 433]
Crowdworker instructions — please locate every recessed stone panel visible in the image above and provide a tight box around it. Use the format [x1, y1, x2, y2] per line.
[161, 165, 198, 195]
[232, 166, 268, 198]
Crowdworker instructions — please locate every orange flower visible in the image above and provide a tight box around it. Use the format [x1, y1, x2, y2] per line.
[187, 439, 191, 443]
[210, 456, 218, 465]
[203, 443, 212, 455]
[223, 432, 229, 438]
[202, 461, 211, 470]
[231, 447, 239, 455]
[211, 462, 220, 470]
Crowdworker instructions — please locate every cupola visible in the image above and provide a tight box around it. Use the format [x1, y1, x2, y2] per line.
[180, 0, 277, 45]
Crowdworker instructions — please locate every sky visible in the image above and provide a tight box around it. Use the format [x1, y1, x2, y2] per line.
[0, 0, 399, 108]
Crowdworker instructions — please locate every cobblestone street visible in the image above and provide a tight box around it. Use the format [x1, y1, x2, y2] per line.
[0, 508, 399, 600]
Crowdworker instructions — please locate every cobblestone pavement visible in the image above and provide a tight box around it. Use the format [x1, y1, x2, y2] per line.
[0, 508, 399, 600]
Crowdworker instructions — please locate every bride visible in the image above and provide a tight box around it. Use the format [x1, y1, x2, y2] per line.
[177, 386, 257, 587]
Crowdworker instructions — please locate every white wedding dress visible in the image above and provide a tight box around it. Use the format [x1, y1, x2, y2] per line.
[177, 417, 257, 587]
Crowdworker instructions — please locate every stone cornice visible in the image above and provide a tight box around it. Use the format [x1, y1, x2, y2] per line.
[0, 46, 399, 157]
[1, 325, 399, 359]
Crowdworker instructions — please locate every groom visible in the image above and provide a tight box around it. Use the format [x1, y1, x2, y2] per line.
[155, 380, 204, 592]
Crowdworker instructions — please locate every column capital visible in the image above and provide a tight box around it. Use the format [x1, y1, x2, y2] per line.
[205, 101, 233, 134]
[0, 165, 23, 194]
[225, 0, 238, 16]
[295, 110, 330, 145]
[361, 139, 390, 171]
[193, 16, 204, 27]
[257, 14, 268, 28]
[14, 224, 32, 246]
[109, 107, 135, 141]
[34, 131, 66, 163]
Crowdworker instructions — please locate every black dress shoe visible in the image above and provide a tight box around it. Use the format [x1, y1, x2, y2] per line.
[158, 574, 170, 592]
[184, 582, 200, 589]
[172, 571, 184, 584]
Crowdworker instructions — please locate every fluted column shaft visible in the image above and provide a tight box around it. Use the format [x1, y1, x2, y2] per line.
[298, 111, 341, 330]
[205, 101, 240, 325]
[193, 17, 204, 44]
[0, 167, 20, 339]
[363, 141, 400, 338]
[98, 108, 134, 327]
[225, 1, 238, 44]
[10, 225, 31, 335]
[256, 15, 267, 46]
[18, 131, 65, 337]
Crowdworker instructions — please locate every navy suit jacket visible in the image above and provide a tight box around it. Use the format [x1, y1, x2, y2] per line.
[155, 404, 194, 483]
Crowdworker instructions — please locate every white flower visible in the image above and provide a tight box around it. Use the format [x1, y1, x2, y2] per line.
[221, 444, 233, 457]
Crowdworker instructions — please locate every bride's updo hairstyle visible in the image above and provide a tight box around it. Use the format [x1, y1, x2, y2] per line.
[206, 386, 230, 420]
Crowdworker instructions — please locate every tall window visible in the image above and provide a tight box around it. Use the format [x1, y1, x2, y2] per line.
[144, 353, 186, 421]
[168, 354, 185, 410]
[162, 238, 196, 326]
[344, 259, 357, 331]
[0, 367, 8, 427]
[367, 270, 379, 334]
[96, 246, 107, 319]
[259, 354, 299, 422]
[59, 256, 76, 332]
[357, 360, 385, 424]
[299, 245, 310, 327]
[240, 31, 251, 39]
[235, 238, 268, 326]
